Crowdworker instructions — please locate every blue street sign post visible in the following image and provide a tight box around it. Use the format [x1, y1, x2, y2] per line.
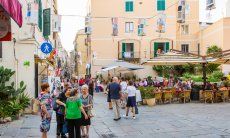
[41, 42, 53, 54]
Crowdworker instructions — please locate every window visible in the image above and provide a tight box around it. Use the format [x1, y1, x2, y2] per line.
[181, 44, 189, 53]
[125, 1, 133, 12]
[181, 24, 189, 35]
[206, 0, 215, 10]
[138, 24, 144, 36]
[125, 22, 134, 33]
[157, 0, 165, 11]
[0, 42, 2, 58]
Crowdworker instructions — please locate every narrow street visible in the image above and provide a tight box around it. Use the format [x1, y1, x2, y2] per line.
[1, 93, 230, 138]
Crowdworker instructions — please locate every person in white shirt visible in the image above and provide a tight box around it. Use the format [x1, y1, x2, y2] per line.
[124, 80, 136, 119]
[120, 78, 127, 109]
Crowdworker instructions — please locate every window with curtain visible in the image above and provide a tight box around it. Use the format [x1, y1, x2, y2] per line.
[125, 22, 134, 33]
[157, 0, 165, 11]
[125, 1, 134, 12]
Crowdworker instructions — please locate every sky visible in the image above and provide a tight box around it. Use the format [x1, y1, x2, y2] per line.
[57, 0, 89, 52]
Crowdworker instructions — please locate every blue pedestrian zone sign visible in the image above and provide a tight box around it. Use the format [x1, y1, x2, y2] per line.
[41, 42, 53, 54]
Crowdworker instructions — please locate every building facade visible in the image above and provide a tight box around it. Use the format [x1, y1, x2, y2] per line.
[87, 0, 200, 78]
[0, 0, 63, 98]
[74, 29, 90, 77]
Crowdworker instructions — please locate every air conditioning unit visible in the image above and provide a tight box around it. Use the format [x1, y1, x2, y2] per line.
[206, 0, 215, 10]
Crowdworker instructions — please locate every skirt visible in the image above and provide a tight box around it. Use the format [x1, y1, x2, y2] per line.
[81, 113, 91, 126]
[126, 96, 136, 107]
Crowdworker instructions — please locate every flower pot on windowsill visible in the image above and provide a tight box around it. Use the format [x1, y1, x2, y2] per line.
[146, 98, 156, 106]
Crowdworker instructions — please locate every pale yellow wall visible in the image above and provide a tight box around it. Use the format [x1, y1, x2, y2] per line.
[89, 0, 200, 77]
[75, 30, 88, 77]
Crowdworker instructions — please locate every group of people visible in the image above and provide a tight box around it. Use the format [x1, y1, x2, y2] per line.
[37, 77, 94, 138]
[106, 77, 138, 121]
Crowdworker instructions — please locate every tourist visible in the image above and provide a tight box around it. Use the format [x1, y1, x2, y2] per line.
[95, 79, 100, 92]
[108, 77, 121, 121]
[80, 85, 93, 137]
[88, 79, 95, 97]
[120, 78, 128, 109]
[124, 80, 137, 120]
[143, 79, 148, 87]
[205, 81, 212, 90]
[38, 83, 53, 138]
[66, 89, 88, 138]
[56, 87, 72, 138]
[106, 79, 113, 110]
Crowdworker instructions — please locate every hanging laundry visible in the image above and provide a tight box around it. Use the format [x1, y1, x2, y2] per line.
[156, 14, 166, 33]
[111, 17, 118, 36]
[138, 18, 146, 36]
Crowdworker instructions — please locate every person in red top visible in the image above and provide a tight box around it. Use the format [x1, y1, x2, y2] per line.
[79, 78, 85, 86]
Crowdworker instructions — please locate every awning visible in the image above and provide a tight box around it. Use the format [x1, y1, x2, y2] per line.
[208, 58, 230, 64]
[103, 61, 144, 70]
[0, 0, 23, 27]
[143, 58, 206, 66]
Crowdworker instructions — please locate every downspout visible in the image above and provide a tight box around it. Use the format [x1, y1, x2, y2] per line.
[13, 38, 19, 89]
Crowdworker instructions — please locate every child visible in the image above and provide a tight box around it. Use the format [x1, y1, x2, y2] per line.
[124, 80, 137, 119]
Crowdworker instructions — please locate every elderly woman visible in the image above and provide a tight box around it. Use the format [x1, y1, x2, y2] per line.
[80, 85, 93, 137]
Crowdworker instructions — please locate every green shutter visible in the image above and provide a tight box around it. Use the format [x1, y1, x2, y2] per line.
[43, 8, 51, 37]
[130, 43, 134, 52]
[157, 0, 165, 11]
[130, 1, 133, 11]
[166, 42, 169, 52]
[154, 43, 158, 57]
[37, 0, 42, 31]
[122, 43, 126, 58]
[125, 2, 129, 11]
[125, 1, 133, 12]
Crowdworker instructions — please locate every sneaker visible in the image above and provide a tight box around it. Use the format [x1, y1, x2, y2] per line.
[123, 115, 128, 119]
[132, 116, 136, 120]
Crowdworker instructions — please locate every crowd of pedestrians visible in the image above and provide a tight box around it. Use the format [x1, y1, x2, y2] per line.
[37, 77, 94, 138]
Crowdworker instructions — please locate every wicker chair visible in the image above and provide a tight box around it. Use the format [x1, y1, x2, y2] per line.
[203, 90, 214, 103]
[179, 90, 191, 103]
[154, 92, 163, 104]
[171, 88, 178, 102]
[221, 90, 229, 102]
[163, 90, 173, 104]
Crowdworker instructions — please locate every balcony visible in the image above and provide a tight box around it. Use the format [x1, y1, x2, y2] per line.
[150, 51, 200, 59]
[118, 52, 140, 62]
[177, 10, 185, 23]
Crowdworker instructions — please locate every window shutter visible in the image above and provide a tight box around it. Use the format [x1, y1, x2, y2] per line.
[122, 43, 126, 58]
[130, 1, 133, 11]
[130, 43, 134, 52]
[157, 0, 165, 11]
[154, 43, 158, 57]
[37, 0, 42, 31]
[125, 2, 129, 11]
[166, 42, 169, 52]
[43, 8, 51, 37]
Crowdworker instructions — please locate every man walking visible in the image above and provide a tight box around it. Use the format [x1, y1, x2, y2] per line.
[108, 77, 121, 121]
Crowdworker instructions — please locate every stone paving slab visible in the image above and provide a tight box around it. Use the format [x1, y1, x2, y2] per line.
[1, 93, 230, 138]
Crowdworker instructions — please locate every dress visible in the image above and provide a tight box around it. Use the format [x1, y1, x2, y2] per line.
[38, 92, 53, 132]
[80, 95, 93, 126]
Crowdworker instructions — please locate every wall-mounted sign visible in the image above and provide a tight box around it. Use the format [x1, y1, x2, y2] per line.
[41, 42, 53, 54]
[52, 15, 61, 32]
[0, 6, 11, 41]
[26, 2, 38, 25]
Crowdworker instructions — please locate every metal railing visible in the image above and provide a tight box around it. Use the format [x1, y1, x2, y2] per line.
[118, 52, 140, 60]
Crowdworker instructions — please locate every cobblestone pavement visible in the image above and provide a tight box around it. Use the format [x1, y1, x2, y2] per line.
[1, 93, 230, 138]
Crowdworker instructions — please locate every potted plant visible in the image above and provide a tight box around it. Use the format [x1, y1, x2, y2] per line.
[145, 87, 156, 106]
[138, 86, 147, 105]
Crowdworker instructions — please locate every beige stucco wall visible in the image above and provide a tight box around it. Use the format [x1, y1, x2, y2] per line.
[89, 0, 200, 77]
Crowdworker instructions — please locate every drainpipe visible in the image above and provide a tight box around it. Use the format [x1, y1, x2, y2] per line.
[13, 38, 19, 89]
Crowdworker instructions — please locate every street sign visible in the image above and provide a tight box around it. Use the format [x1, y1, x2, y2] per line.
[41, 42, 53, 54]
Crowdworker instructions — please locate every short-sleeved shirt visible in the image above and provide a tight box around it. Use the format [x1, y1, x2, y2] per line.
[120, 81, 127, 92]
[66, 97, 82, 119]
[125, 86, 137, 97]
[56, 92, 67, 114]
[108, 82, 121, 100]
[80, 95, 93, 111]
[38, 92, 53, 111]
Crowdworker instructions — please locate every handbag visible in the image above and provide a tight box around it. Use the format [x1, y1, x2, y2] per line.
[87, 96, 94, 118]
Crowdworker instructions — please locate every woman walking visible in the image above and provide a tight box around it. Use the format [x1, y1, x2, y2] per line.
[124, 80, 136, 120]
[38, 83, 53, 138]
[66, 89, 88, 138]
[80, 85, 93, 137]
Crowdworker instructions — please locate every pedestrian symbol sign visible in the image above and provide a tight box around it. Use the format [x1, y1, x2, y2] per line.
[41, 42, 53, 54]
